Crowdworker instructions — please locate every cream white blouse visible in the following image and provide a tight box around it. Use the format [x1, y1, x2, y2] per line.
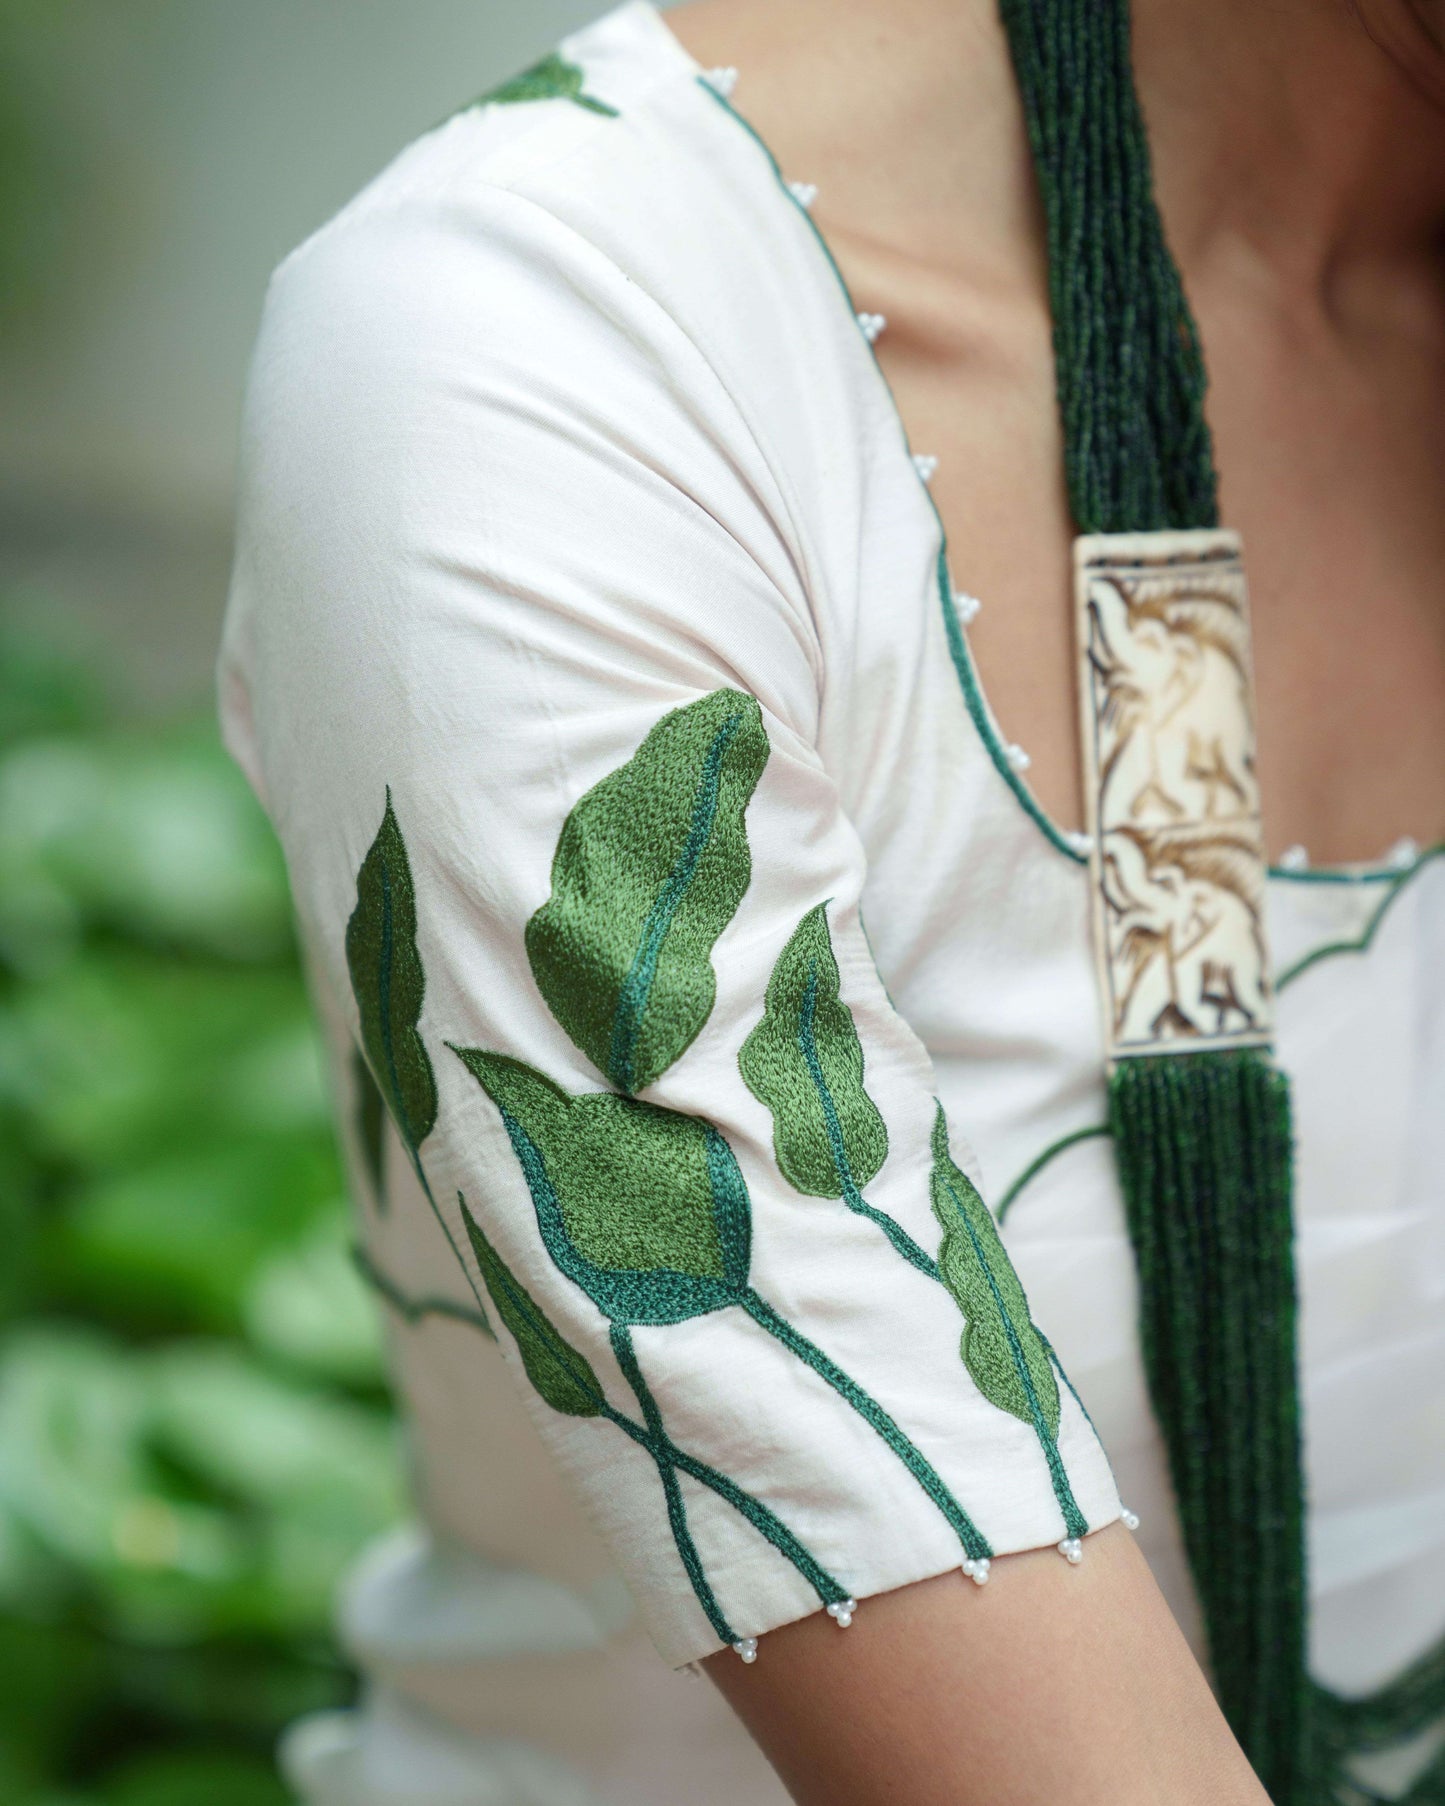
[219, 0, 1444, 1787]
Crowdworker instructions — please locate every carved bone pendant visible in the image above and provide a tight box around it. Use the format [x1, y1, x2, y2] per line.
[1073, 529, 1274, 1062]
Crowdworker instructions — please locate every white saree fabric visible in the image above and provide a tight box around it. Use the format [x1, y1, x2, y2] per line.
[219, 1, 1444, 1792]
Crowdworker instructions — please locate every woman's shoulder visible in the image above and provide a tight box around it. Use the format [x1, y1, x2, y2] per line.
[257, 4, 780, 386]
[256, 4, 886, 475]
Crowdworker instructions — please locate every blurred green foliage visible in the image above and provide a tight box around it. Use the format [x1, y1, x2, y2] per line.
[0, 623, 403, 1804]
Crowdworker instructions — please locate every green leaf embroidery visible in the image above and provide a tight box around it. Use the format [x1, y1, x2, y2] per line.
[739, 902, 938, 1273]
[739, 900, 889, 1193]
[345, 792, 492, 1332]
[454, 1048, 993, 1564]
[459, 1194, 604, 1417]
[477, 52, 619, 117]
[930, 1103, 1060, 1434]
[449, 1049, 751, 1326]
[526, 689, 769, 1095]
[345, 791, 438, 1159]
[352, 1045, 388, 1211]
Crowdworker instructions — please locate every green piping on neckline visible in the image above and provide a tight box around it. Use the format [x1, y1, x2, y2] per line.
[931, 549, 1086, 863]
[693, 73, 1086, 870]
[1267, 840, 1444, 887]
[1274, 845, 1443, 992]
[694, 73, 1445, 891]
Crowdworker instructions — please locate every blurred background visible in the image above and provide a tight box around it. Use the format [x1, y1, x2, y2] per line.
[0, 5, 621, 1800]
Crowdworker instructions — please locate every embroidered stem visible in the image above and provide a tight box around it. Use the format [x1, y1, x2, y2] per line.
[610, 1323, 737, 1645]
[942, 1174, 1087, 1539]
[359, 808, 492, 1325]
[353, 1242, 495, 1339]
[1037, 1328, 1101, 1440]
[797, 962, 938, 1276]
[740, 1287, 991, 1560]
[995, 1123, 1112, 1224]
[407, 1150, 494, 1327]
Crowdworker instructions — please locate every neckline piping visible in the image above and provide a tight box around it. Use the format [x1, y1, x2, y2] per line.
[645, 5, 1437, 888]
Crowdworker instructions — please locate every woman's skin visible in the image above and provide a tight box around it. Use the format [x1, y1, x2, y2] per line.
[668, 0, 1445, 868]
[659, 0, 1445, 1799]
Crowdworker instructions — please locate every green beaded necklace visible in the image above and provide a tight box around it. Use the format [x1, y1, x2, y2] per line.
[997, 5, 1445, 1802]
[678, 0, 1445, 1782]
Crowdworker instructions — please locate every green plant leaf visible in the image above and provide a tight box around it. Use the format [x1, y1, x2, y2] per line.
[738, 901, 888, 1196]
[450, 1049, 751, 1325]
[479, 51, 619, 117]
[930, 1105, 1059, 1434]
[344, 792, 437, 1157]
[458, 1195, 604, 1417]
[351, 1044, 386, 1210]
[525, 688, 769, 1095]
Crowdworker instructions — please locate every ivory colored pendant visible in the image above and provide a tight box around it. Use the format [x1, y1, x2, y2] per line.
[1073, 529, 1274, 1062]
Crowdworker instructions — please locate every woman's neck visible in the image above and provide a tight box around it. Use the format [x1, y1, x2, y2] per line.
[668, 0, 1445, 306]
[1132, 0, 1445, 302]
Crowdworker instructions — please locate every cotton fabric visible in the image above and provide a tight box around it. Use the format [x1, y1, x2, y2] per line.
[220, 0, 1444, 1709]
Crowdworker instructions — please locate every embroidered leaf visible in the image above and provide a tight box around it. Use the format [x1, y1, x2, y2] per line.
[930, 1105, 1060, 1435]
[739, 902, 888, 1196]
[352, 1045, 388, 1210]
[478, 52, 618, 117]
[345, 792, 438, 1158]
[459, 1194, 603, 1417]
[526, 689, 769, 1095]
[449, 1048, 752, 1326]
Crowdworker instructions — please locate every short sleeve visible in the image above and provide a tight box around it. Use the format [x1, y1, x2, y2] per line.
[219, 156, 1122, 1667]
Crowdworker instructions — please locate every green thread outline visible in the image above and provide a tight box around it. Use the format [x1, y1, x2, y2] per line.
[354, 1241, 497, 1339]
[1275, 846, 1444, 992]
[1038, 1329, 1103, 1441]
[796, 959, 937, 1273]
[941, 1174, 1086, 1538]
[349, 792, 491, 1326]
[741, 1285, 992, 1560]
[609, 710, 743, 1091]
[611, 1321, 736, 1645]
[995, 1123, 1113, 1224]
[1267, 839, 1443, 886]
[694, 71, 1445, 891]
[693, 74, 1085, 868]
[453, 1199, 848, 1615]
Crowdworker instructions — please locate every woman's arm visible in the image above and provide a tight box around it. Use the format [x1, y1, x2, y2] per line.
[709, 1523, 1269, 1806]
[223, 163, 1262, 1804]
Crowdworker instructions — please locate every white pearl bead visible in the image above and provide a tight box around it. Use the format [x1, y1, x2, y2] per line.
[1058, 1537, 1083, 1564]
[1387, 836, 1420, 870]
[912, 452, 939, 482]
[1065, 830, 1095, 857]
[1005, 742, 1031, 772]
[733, 1637, 758, 1662]
[787, 179, 818, 209]
[704, 65, 739, 98]
[1121, 1507, 1140, 1531]
[963, 1556, 990, 1586]
[1277, 844, 1309, 872]
[953, 591, 982, 626]
[856, 311, 887, 343]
